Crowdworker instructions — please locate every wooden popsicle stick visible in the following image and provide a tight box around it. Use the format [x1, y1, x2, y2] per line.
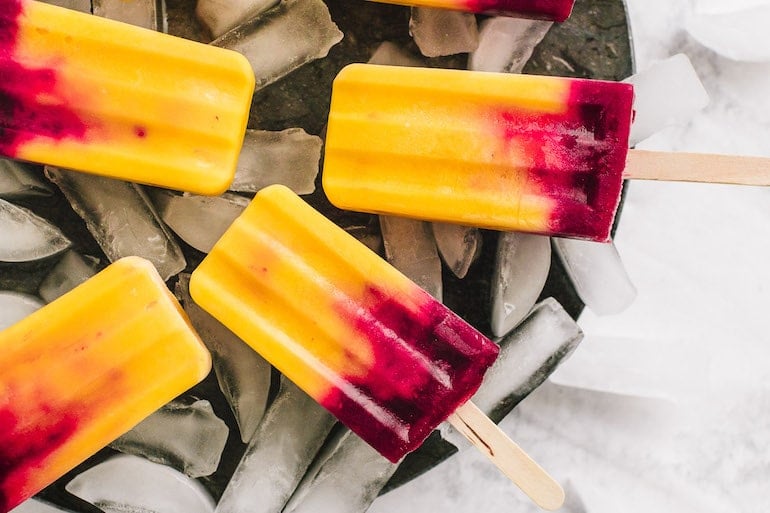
[624, 149, 770, 186]
[448, 401, 564, 511]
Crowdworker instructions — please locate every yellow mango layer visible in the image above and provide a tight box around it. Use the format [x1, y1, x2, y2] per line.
[0, 0, 254, 195]
[323, 64, 567, 233]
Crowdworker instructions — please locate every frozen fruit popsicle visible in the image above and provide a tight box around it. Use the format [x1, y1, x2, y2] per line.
[191, 185, 564, 510]
[370, 0, 575, 22]
[0, 257, 211, 512]
[0, 0, 254, 195]
[323, 64, 634, 242]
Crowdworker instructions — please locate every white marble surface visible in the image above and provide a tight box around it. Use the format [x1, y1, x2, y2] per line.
[368, 2, 770, 512]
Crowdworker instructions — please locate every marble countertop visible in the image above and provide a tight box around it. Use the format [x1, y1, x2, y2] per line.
[368, 2, 770, 511]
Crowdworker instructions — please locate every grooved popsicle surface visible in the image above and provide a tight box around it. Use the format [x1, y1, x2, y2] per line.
[191, 185, 499, 463]
[0, 257, 211, 512]
[0, 0, 254, 194]
[323, 64, 633, 242]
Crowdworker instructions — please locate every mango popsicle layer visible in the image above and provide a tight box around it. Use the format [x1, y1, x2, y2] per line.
[0, 257, 211, 512]
[323, 64, 634, 242]
[191, 185, 500, 463]
[371, 0, 575, 21]
[0, 0, 254, 195]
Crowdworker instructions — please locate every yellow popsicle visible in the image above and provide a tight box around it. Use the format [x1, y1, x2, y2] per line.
[0, 0, 255, 195]
[323, 64, 634, 242]
[0, 257, 211, 512]
[190, 185, 499, 463]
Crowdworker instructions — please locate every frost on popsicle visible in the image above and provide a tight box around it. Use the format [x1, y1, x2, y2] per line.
[409, 7, 479, 58]
[110, 398, 229, 478]
[45, 169, 186, 281]
[66, 455, 216, 513]
[212, 0, 343, 90]
[230, 128, 322, 195]
[215, 377, 336, 513]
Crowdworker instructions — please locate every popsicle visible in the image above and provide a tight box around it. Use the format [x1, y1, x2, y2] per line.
[324, 65, 770, 242]
[0, 0, 254, 195]
[323, 64, 633, 242]
[191, 184, 564, 509]
[370, 0, 576, 22]
[0, 257, 211, 512]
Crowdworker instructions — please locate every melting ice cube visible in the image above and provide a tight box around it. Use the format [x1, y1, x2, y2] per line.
[0, 199, 71, 263]
[110, 397, 229, 478]
[409, 7, 479, 58]
[66, 454, 216, 513]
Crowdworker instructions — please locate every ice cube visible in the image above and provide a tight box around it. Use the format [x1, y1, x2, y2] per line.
[176, 274, 272, 442]
[0, 291, 44, 330]
[552, 238, 636, 316]
[215, 376, 336, 513]
[624, 54, 709, 146]
[379, 216, 443, 301]
[409, 7, 479, 58]
[38, 251, 99, 303]
[148, 190, 249, 254]
[230, 129, 322, 195]
[686, 3, 770, 62]
[0, 199, 71, 263]
[368, 41, 425, 67]
[37, 0, 91, 12]
[283, 427, 398, 513]
[212, 0, 343, 90]
[66, 454, 216, 513]
[45, 168, 186, 281]
[441, 298, 583, 447]
[93, 0, 166, 31]
[469, 16, 552, 73]
[489, 231, 551, 338]
[0, 159, 52, 200]
[110, 397, 229, 478]
[196, 0, 278, 39]
[431, 222, 481, 279]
